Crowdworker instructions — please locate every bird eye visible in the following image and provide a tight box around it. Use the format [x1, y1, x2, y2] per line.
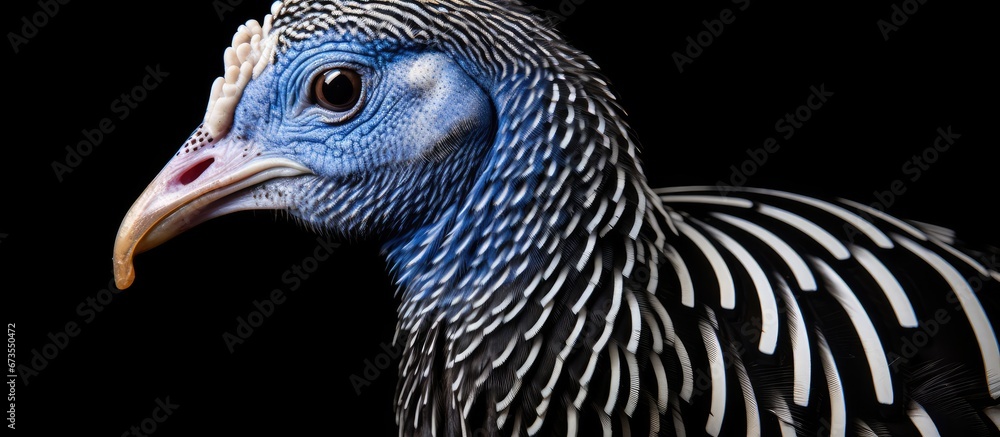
[312, 68, 363, 113]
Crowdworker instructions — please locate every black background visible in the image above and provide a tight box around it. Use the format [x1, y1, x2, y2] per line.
[3, 0, 996, 435]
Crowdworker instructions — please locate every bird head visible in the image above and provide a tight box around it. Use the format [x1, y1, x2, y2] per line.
[115, 0, 655, 296]
[113, 1, 565, 290]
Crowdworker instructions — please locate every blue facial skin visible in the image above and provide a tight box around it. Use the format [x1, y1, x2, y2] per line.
[231, 37, 497, 240]
[222, 30, 576, 304]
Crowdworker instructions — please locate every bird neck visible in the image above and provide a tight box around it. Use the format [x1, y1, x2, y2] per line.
[383, 66, 673, 432]
[385, 65, 665, 320]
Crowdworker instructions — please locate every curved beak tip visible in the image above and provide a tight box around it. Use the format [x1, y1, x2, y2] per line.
[110, 137, 312, 290]
[113, 233, 137, 289]
[114, 259, 135, 290]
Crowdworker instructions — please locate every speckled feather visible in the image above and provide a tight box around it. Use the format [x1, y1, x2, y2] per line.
[203, 1, 1000, 435]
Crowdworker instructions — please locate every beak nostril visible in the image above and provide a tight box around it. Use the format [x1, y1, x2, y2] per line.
[179, 158, 215, 185]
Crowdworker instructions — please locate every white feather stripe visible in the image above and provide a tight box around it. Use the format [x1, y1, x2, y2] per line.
[768, 397, 798, 437]
[502, 297, 527, 323]
[647, 394, 660, 434]
[817, 331, 847, 437]
[894, 235, 1000, 398]
[676, 220, 736, 309]
[600, 198, 627, 238]
[566, 405, 579, 437]
[585, 198, 608, 232]
[581, 325, 612, 390]
[542, 251, 561, 279]
[520, 270, 551, 297]
[453, 334, 483, 362]
[700, 318, 726, 437]
[930, 236, 994, 279]
[581, 172, 602, 209]
[839, 198, 929, 241]
[908, 400, 941, 437]
[984, 406, 1000, 430]
[548, 83, 560, 113]
[642, 310, 663, 354]
[608, 131, 620, 165]
[698, 220, 779, 354]
[539, 267, 569, 307]
[540, 357, 564, 400]
[775, 277, 811, 406]
[527, 404, 548, 435]
[664, 245, 695, 307]
[462, 397, 474, 421]
[749, 188, 895, 249]
[648, 298, 694, 401]
[573, 386, 588, 410]
[491, 294, 514, 316]
[575, 139, 596, 173]
[731, 350, 761, 437]
[850, 245, 918, 328]
[659, 194, 755, 208]
[622, 238, 636, 278]
[628, 179, 646, 239]
[611, 166, 625, 203]
[910, 219, 958, 243]
[605, 270, 624, 329]
[495, 377, 522, 414]
[672, 402, 687, 437]
[648, 296, 673, 341]
[649, 353, 669, 414]
[675, 335, 694, 402]
[712, 212, 817, 291]
[562, 210, 582, 239]
[523, 302, 553, 340]
[624, 290, 641, 354]
[757, 204, 851, 260]
[604, 344, 621, 415]
[429, 399, 438, 437]
[572, 251, 603, 313]
[596, 407, 612, 437]
[645, 252, 660, 295]
[622, 348, 640, 417]
[778, 420, 797, 437]
[474, 367, 491, 388]
[516, 338, 543, 379]
[573, 385, 588, 410]
[575, 233, 597, 272]
[654, 185, 891, 246]
[512, 412, 523, 437]
[558, 310, 588, 361]
[812, 258, 894, 405]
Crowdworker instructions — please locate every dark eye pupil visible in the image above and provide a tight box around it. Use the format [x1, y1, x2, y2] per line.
[314, 69, 361, 112]
[323, 73, 355, 105]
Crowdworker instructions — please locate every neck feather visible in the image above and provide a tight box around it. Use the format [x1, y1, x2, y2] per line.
[385, 57, 672, 433]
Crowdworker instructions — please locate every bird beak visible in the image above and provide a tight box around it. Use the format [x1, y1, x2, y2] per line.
[113, 135, 312, 290]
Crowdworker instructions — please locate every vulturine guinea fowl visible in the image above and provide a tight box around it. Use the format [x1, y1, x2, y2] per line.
[113, 1, 1000, 435]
